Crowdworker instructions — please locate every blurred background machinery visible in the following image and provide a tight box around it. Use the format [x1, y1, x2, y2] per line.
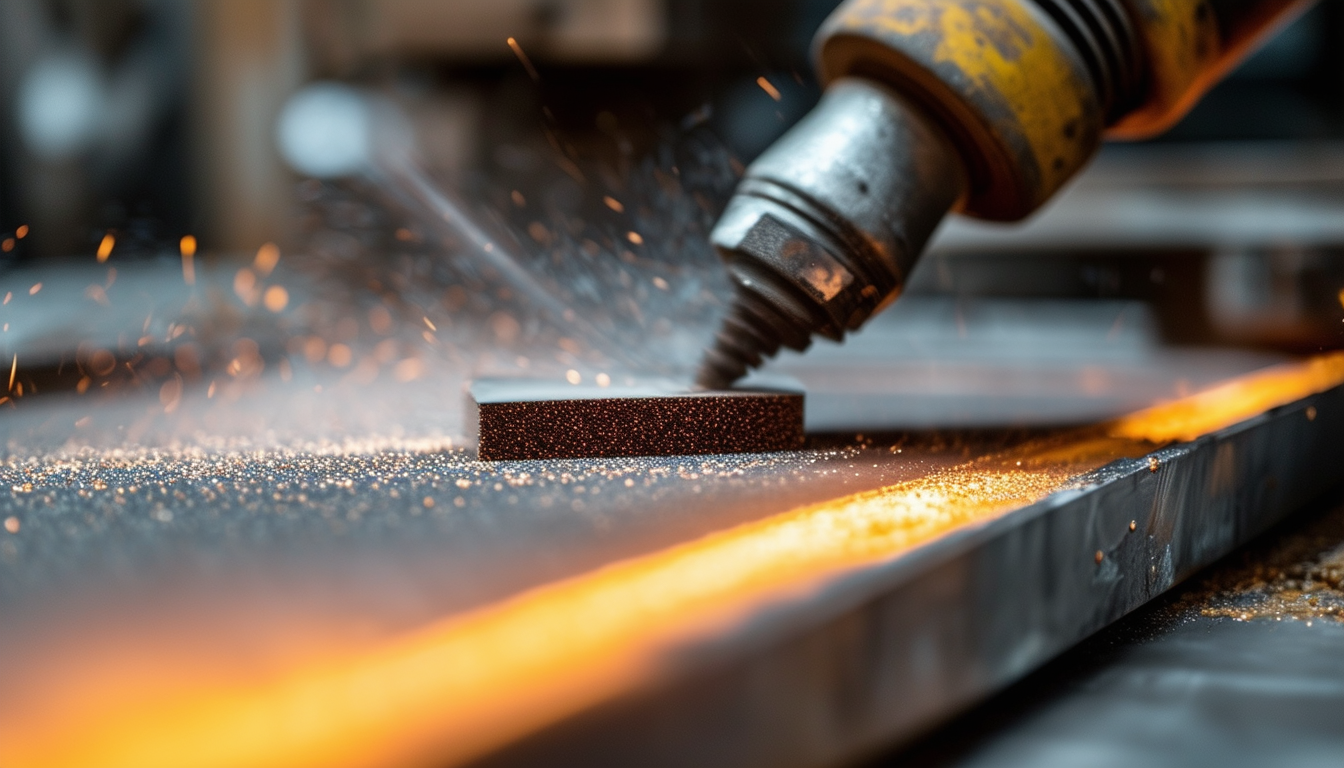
[1, 0, 1343, 352]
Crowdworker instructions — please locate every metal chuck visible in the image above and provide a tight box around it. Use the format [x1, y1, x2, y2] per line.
[697, 77, 966, 389]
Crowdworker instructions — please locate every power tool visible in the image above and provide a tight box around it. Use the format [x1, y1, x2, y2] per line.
[697, 0, 1313, 388]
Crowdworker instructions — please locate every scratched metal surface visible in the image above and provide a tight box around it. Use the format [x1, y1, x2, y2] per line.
[0, 385, 971, 644]
[885, 488, 1344, 768]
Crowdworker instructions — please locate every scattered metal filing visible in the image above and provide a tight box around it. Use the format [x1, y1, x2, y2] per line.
[469, 379, 804, 461]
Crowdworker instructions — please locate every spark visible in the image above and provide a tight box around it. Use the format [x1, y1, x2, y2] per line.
[97, 234, 115, 262]
[159, 378, 182, 414]
[756, 76, 782, 101]
[263, 286, 289, 313]
[255, 243, 280, 276]
[595, 373, 611, 388]
[8, 354, 15, 392]
[626, 232, 643, 245]
[566, 369, 581, 385]
[15, 225, 27, 239]
[234, 269, 258, 305]
[303, 338, 327, 363]
[28, 283, 41, 295]
[422, 317, 437, 332]
[506, 37, 540, 83]
[603, 196, 624, 213]
[394, 359, 423, 382]
[328, 344, 353, 368]
[2, 292, 9, 305]
[180, 236, 197, 285]
[1, 239, 12, 253]
[84, 285, 109, 306]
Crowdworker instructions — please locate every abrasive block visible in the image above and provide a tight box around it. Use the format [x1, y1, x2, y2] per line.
[469, 379, 804, 460]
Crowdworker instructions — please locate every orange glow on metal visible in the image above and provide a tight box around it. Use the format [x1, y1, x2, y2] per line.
[3, 463, 1094, 768]
[1108, 352, 1344, 443]
[2, 355, 1342, 768]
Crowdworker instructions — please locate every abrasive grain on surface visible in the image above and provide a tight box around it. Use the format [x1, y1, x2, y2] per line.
[475, 391, 805, 461]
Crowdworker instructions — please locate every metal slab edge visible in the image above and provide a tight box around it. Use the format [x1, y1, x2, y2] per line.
[469, 384, 1344, 768]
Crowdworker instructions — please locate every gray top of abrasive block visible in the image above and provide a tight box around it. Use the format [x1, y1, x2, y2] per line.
[469, 375, 804, 404]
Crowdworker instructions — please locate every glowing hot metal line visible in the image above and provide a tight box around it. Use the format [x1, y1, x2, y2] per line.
[1107, 353, 1344, 442]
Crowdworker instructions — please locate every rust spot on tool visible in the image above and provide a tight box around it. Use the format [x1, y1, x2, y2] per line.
[469, 380, 804, 461]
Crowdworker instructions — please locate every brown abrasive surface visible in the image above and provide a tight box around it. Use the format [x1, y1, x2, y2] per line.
[474, 390, 804, 461]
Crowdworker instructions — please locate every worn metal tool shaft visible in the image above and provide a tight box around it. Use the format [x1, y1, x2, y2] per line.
[698, 0, 1312, 389]
[699, 79, 964, 388]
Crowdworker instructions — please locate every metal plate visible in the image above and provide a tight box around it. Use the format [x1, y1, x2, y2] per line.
[0, 361, 1337, 767]
[468, 384, 1343, 767]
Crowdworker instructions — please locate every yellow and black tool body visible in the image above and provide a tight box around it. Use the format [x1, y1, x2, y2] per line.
[698, 0, 1313, 388]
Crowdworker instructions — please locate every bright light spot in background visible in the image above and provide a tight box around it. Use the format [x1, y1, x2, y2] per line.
[327, 344, 353, 368]
[263, 286, 289, 313]
[17, 49, 106, 160]
[97, 234, 114, 262]
[276, 83, 372, 179]
[180, 236, 197, 286]
[254, 242, 280, 275]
